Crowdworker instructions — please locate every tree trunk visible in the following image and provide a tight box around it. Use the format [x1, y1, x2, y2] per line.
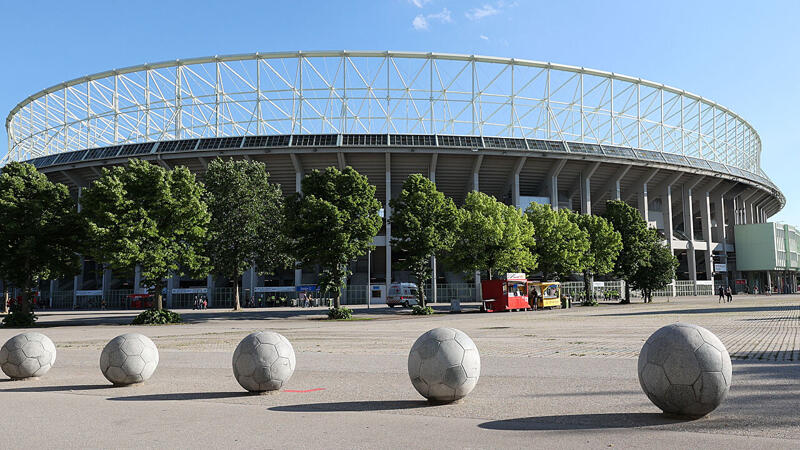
[156, 290, 163, 311]
[416, 270, 426, 308]
[2, 281, 8, 315]
[233, 274, 241, 311]
[622, 283, 631, 304]
[21, 276, 34, 318]
[583, 270, 592, 305]
[333, 291, 341, 309]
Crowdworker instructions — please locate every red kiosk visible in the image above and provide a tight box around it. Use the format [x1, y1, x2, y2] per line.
[481, 273, 531, 312]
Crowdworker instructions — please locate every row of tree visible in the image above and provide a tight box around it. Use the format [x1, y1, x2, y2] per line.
[0, 158, 677, 320]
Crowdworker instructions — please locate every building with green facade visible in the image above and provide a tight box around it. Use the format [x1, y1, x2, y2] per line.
[734, 223, 799, 294]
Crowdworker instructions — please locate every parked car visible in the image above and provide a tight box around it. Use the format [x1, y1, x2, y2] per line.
[386, 282, 419, 308]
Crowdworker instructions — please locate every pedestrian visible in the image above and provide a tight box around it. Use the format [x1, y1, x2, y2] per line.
[718, 286, 725, 303]
[193, 295, 198, 310]
[725, 286, 732, 303]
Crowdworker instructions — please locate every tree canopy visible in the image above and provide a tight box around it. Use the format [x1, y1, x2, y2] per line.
[81, 159, 210, 310]
[389, 174, 459, 307]
[445, 191, 537, 279]
[285, 166, 382, 308]
[603, 200, 655, 303]
[204, 158, 291, 310]
[0, 162, 83, 324]
[570, 212, 623, 303]
[630, 232, 678, 302]
[524, 203, 589, 280]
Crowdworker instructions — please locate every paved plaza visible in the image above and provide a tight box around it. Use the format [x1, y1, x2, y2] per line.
[2, 295, 799, 449]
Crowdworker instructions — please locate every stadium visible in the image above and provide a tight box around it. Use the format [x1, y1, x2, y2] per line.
[2, 51, 786, 308]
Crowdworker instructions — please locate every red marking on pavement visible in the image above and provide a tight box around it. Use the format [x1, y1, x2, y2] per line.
[284, 388, 326, 393]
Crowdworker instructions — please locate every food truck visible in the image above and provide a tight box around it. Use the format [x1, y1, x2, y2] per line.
[480, 273, 531, 312]
[528, 281, 561, 309]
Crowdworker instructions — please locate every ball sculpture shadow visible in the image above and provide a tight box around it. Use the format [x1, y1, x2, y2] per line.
[233, 331, 296, 392]
[100, 333, 159, 386]
[0, 332, 57, 380]
[638, 323, 732, 418]
[408, 327, 480, 403]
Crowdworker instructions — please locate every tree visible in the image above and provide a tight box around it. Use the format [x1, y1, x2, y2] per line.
[389, 174, 459, 307]
[524, 203, 589, 280]
[81, 159, 209, 311]
[445, 191, 537, 279]
[285, 167, 382, 309]
[603, 200, 657, 304]
[571, 213, 623, 304]
[630, 233, 678, 302]
[0, 162, 83, 325]
[204, 158, 291, 311]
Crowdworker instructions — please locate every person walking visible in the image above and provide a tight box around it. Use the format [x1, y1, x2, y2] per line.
[718, 286, 725, 303]
[725, 286, 732, 303]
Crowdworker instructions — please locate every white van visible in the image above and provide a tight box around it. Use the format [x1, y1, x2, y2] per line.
[386, 282, 419, 308]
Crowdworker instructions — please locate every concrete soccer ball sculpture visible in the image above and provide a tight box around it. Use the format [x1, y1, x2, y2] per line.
[233, 331, 296, 392]
[408, 327, 480, 403]
[0, 332, 57, 379]
[638, 323, 732, 418]
[100, 333, 159, 386]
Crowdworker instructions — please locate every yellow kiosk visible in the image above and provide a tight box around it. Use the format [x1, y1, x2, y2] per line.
[529, 281, 561, 309]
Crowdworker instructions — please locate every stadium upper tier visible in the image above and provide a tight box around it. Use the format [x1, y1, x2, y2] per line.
[5, 51, 768, 177]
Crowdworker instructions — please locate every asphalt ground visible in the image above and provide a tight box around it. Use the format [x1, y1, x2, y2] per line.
[1, 294, 798, 449]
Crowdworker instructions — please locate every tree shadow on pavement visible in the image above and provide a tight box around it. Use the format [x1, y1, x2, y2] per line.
[270, 400, 430, 412]
[598, 304, 798, 317]
[0, 383, 110, 392]
[108, 392, 251, 401]
[478, 412, 691, 431]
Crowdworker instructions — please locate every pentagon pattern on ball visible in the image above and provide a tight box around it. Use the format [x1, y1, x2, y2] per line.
[408, 327, 480, 403]
[0, 332, 57, 380]
[100, 333, 159, 386]
[637, 323, 732, 418]
[232, 331, 296, 392]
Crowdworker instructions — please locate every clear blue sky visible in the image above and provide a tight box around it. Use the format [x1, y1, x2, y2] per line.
[1, 0, 797, 224]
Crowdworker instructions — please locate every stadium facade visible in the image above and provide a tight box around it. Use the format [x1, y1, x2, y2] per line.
[2, 51, 789, 307]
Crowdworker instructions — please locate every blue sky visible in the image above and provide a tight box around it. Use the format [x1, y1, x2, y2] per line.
[1, 0, 797, 224]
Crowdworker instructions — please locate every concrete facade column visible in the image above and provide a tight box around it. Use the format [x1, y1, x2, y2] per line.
[385, 153, 392, 295]
[681, 183, 697, 282]
[49, 280, 56, 308]
[134, 265, 143, 294]
[101, 266, 112, 305]
[291, 153, 304, 287]
[544, 159, 564, 210]
[206, 274, 215, 307]
[578, 162, 600, 215]
[699, 191, 714, 280]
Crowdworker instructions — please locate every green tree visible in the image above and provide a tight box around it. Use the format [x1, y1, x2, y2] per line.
[285, 167, 382, 309]
[389, 174, 459, 307]
[630, 233, 678, 302]
[524, 203, 589, 280]
[571, 213, 623, 303]
[81, 159, 210, 311]
[204, 158, 291, 311]
[603, 200, 656, 304]
[0, 162, 83, 326]
[445, 191, 537, 279]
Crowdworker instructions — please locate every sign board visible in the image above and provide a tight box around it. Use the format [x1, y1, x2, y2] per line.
[295, 285, 318, 292]
[254, 286, 295, 293]
[714, 264, 727, 272]
[371, 285, 382, 291]
[171, 288, 207, 294]
[503, 273, 526, 280]
[592, 281, 605, 288]
[735, 279, 747, 285]
[696, 280, 714, 286]
[76, 290, 103, 296]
